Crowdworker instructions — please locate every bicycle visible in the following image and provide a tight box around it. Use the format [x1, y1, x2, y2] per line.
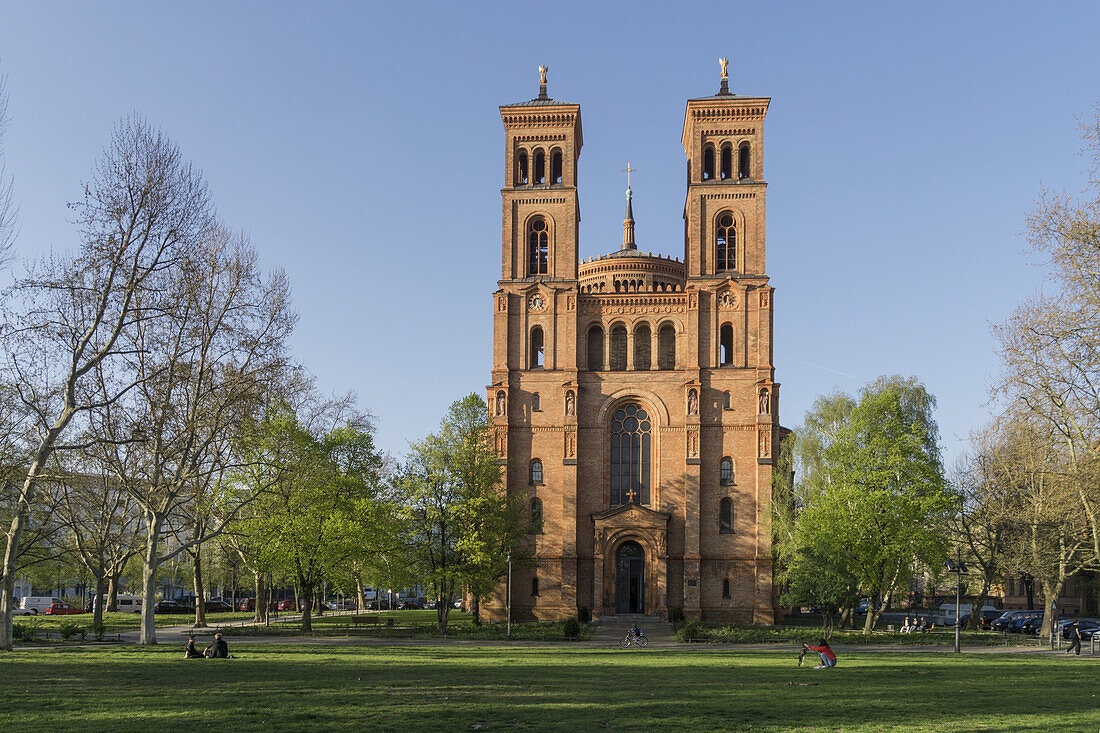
[620, 631, 649, 648]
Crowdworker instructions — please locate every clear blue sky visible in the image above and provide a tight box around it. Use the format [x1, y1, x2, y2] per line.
[1, 1, 1097, 464]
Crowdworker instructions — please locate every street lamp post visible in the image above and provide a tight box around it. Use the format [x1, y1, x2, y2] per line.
[945, 548, 968, 654]
[507, 550, 512, 641]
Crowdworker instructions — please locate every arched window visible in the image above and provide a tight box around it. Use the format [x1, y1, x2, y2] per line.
[634, 324, 651, 371]
[532, 392, 541, 411]
[551, 150, 563, 184]
[529, 458, 543, 484]
[611, 404, 651, 505]
[587, 325, 604, 371]
[719, 497, 733, 533]
[723, 390, 731, 410]
[530, 497, 543, 531]
[516, 150, 528, 186]
[657, 324, 676, 370]
[716, 213, 736, 272]
[527, 217, 548, 275]
[702, 145, 715, 180]
[720, 457, 734, 485]
[722, 578, 731, 598]
[609, 325, 627, 371]
[720, 323, 734, 366]
[738, 143, 750, 179]
[531, 577, 540, 597]
[529, 326, 544, 368]
[720, 145, 733, 180]
[533, 149, 546, 184]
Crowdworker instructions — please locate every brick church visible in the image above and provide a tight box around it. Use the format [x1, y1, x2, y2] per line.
[485, 64, 783, 623]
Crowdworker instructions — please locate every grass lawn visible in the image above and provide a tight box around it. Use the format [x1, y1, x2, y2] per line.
[1, 645, 1096, 731]
[244, 610, 590, 641]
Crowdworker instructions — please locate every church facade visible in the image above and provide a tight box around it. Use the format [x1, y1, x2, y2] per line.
[485, 67, 782, 623]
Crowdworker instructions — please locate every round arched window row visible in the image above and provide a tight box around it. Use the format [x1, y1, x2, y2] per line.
[716, 213, 736, 272]
[611, 404, 651, 506]
[529, 458, 543, 485]
[527, 217, 548, 276]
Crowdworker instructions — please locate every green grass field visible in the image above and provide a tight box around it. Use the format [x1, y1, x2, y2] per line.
[14, 611, 255, 634]
[0, 645, 1096, 731]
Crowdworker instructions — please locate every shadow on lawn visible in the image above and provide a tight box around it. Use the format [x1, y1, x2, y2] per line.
[0, 646, 1096, 731]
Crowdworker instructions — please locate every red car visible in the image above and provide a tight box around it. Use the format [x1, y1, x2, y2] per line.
[275, 599, 298, 611]
[45, 602, 83, 615]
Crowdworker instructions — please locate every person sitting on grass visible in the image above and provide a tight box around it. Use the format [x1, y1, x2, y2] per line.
[204, 632, 229, 659]
[802, 638, 837, 669]
[184, 634, 203, 659]
[921, 617, 935, 632]
[900, 616, 911, 633]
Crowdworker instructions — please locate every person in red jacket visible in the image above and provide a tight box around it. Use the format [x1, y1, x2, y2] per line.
[803, 638, 837, 669]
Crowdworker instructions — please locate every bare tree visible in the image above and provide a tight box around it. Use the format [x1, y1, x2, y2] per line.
[0, 115, 211, 651]
[0, 65, 19, 268]
[88, 222, 295, 644]
[52, 468, 142, 629]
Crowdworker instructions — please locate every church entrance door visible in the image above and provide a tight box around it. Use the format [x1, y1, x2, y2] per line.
[614, 541, 645, 614]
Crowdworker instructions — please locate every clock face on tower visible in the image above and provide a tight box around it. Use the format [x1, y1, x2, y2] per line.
[529, 293, 547, 312]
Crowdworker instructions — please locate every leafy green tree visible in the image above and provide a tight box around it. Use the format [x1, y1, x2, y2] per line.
[778, 376, 953, 633]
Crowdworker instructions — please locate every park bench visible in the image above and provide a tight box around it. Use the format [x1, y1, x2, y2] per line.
[350, 615, 380, 627]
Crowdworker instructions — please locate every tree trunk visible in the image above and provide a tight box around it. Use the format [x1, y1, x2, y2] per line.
[107, 572, 120, 611]
[139, 517, 162, 645]
[92, 573, 106, 629]
[1023, 576, 1035, 610]
[355, 573, 366, 612]
[253, 571, 266, 623]
[300, 584, 313, 632]
[471, 594, 481, 625]
[192, 550, 207, 627]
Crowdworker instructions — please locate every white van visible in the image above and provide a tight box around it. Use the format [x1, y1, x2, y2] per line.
[19, 596, 64, 615]
[90, 594, 143, 613]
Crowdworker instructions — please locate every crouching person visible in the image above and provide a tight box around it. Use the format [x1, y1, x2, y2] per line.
[184, 634, 203, 659]
[804, 638, 837, 669]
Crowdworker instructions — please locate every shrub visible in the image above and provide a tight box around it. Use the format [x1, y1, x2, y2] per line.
[562, 617, 581, 639]
[679, 620, 705, 642]
[577, 607, 591, 624]
[13, 618, 40, 642]
[90, 619, 106, 641]
[58, 620, 83, 641]
[669, 607, 685, 625]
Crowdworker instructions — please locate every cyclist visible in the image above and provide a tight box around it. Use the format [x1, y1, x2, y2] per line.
[628, 623, 643, 639]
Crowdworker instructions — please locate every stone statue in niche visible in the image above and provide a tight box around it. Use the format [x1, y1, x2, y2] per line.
[688, 389, 699, 416]
[496, 391, 506, 417]
[497, 296, 507, 312]
[565, 390, 575, 416]
[759, 388, 770, 415]
[657, 532, 666, 556]
[759, 431, 770, 457]
[496, 431, 506, 458]
[688, 430, 698, 458]
[760, 290, 770, 308]
[565, 431, 575, 458]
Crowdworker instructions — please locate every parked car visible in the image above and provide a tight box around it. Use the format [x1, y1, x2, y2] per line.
[1062, 618, 1100, 640]
[272, 599, 298, 612]
[990, 610, 1037, 633]
[12, 604, 34, 616]
[1019, 614, 1046, 635]
[44, 602, 83, 615]
[397, 598, 423, 610]
[153, 600, 193, 614]
[204, 600, 233, 613]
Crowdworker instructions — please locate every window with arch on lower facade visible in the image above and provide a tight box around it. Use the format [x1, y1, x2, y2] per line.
[634, 324, 651, 371]
[609, 325, 627, 371]
[723, 390, 731, 410]
[587, 325, 604, 371]
[720, 323, 734, 366]
[716, 213, 736, 272]
[529, 326, 544, 368]
[531, 577, 540, 597]
[611, 404, 651, 506]
[722, 578, 731, 598]
[529, 458, 543, 485]
[720, 457, 734, 485]
[527, 217, 549, 275]
[657, 324, 676, 370]
[719, 497, 734, 533]
[532, 392, 541, 411]
[530, 497, 543, 532]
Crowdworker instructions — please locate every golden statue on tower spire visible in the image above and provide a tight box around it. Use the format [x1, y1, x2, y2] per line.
[539, 65, 548, 85]
[719, 57, 729, 79]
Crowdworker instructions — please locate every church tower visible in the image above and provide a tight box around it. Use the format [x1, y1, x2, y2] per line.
[485, 63, 780, 625]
